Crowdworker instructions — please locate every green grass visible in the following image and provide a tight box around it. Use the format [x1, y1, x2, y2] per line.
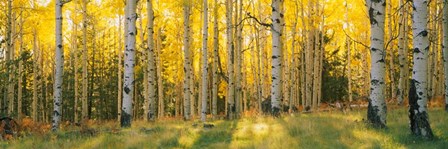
[2, 108, 448, 149]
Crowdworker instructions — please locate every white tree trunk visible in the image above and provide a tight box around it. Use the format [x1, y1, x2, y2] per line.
[443, 0, 448, 111]
[397, 0, 408, 105]
[17, 11, 23, 119]
[156, 29, 164, 118]
[387, 2, 396, 101]
[201, 0, 209, 122]
[212, 0, 219, 118]
[409, 0, 434, 139]
[122, 0, 137, 127]
[366, 0, 387, 128]
[147, 0, 156, 121]
[73, 21, 79, 123]
[6, 0, 15, 116]
[52, 0, 66, 131]
[234, 0, 243, 116]
[226, 0, 235, 119]
[183, 0, 192, 120]
[32, 29, 38, 121]
[270, 0, 284, 116]
[345, 1, 352, 103]
[82, 0, 89, 121]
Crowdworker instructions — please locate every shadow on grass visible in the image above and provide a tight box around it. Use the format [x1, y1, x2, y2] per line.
[191, 120, 239, 148]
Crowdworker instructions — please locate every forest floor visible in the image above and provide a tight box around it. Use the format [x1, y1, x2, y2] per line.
[1, 107, 447, 149]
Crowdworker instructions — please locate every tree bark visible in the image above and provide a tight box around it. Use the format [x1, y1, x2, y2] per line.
[212, 0, 219, 118]
[397, 0, 408, 105]
[366, 0, 387, 128]
[17, 10, 24, 119]
[146, 0, 156, 121]
[226, 0, 235, 119]
[32, 28, 39, 121]
[81, 0, 89, 122]
[121, 0, 137, 127]
[156, 28, 164, 118]
[73, 18, 79, 123]
[443, 0, 448, 111]
[52, 0, 67, 131]
[6, 0, 15, 116]
[387, 1, 396, 102]
[409, 0, 434, 139]
[345, 1, 352, 103]
[183, 0, 192, 120]
[201, 0, 209, 122]
[270, 0, 284, 116]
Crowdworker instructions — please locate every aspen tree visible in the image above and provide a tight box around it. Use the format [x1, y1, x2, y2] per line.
[183, 0, 192, 120]
[270, 0, 284, 116]
[212, 0, 219, 117]
[201, 0, 209, 122]
[53, 0, 71, 131]
[366, 0, 387, 128]
[81, 0, 89, 121]
[121, 0, 137, 127]
[147, 0, 156, 121]
[443, 0, 448, 111]
[226, 0, 235, 119]
[409, 0, 434, 139]
[397, 0, 408, 105]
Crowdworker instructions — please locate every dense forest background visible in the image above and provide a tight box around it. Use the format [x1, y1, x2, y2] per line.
[0, 0, 444, 131]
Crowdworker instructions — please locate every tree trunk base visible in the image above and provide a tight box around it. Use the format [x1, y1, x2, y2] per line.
[367, 101, 386, 128]
[409, 80, 434, 139]
[121, 111, 132, 127]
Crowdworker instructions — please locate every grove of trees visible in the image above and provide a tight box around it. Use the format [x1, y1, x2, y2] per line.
[1, 0, 447, 140]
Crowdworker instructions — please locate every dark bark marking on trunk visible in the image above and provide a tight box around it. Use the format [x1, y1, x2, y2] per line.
[121, 110, 132, 127]
[409, 79, 434, 139]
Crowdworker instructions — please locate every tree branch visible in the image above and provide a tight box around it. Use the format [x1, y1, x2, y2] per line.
[240, 12, 271, 28]
[62, 0, 73, 5]
[343, 29, 369, 49]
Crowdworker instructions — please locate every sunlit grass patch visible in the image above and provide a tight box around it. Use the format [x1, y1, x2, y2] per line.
[4, 108, 448, 149]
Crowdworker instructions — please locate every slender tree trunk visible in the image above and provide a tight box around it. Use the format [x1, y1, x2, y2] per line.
[397, 0, 408, 105]
[17, 10, 23, 119]
[156, 29, 164, 118]
[427, 2, 436, 99]
[270, 0, 284, 116]
[183, 0, 192, 120]
[387, 1, 396, 102]
[121, 0, 137, 127]
[345, 1, 352, 103]
[366, 0, 387, 128]
[305, 0, 314, 111]
[32, 29, 38, 121]
[317, 18, 324, 107]
[226, 0, 235, 119]
[290, 2, 298, 112]
[255, 25, 263, 114]
[234, 0, 243, 116]
[81, 0, 89, 121]
[443, 0, 448, 111]
[73, 21, 79, 123]
[146, 0, 156, 121]
[52, 0, 67, 131]
[118, 16, 124, 122]
[7, 0, 15, 116]
[201, 0, 209, 122]
[212, 0, 219, 118]
[409, 0, 434, 139]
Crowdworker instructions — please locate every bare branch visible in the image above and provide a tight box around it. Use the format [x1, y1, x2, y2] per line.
[343, 29, 369, 49]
